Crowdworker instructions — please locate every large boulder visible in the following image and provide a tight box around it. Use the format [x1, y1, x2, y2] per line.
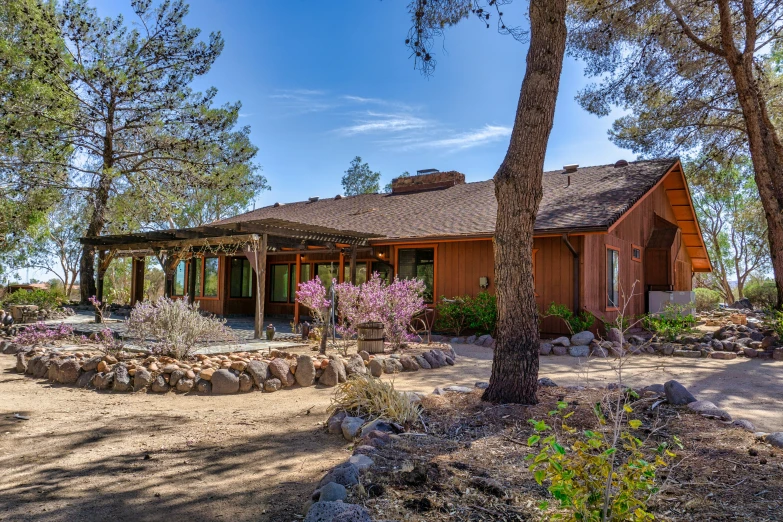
[16, 352, 28, 373]
[269, 359, 295, 387]
[176, 378, 195, 393]
[328, 356, 347, 383]
[295, 355, 316, 386]
[94, 371, 114, 390]
[422, 351, 440, 369]
[319, 362, 340, 387]
[571, 331, 595, 346]
[341, 416, 364, 440]
[368, 359, 384, 378]
[727, 298, 752, 309]
[211, 369, 240, 395]
[568, 345, 590, 357]
[318, 482, 348, 502]
[150, 375, 169, 393]
[246, 360, 271, 386]
[413, 354, 431, 369]
[664, 380, 696, 405]
[552, 336, 570, 347]
[400, 355, 419, 371]
[112, 364, 132, 392]
[382, 358, 403, 374]
[133, 367, 153, 391]
[344, 354, 367, 376]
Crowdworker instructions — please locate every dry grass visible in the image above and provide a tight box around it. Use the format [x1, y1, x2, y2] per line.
[329, 374, 423, 427]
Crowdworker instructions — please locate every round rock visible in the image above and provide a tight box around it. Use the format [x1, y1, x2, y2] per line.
[211, 369, 240, 394]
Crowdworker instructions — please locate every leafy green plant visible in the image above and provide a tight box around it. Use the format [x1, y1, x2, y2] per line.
[434, 292, 497, 336]
[771, 310, 783, 339]
[744, 279, 777, 310]
[545, 302, 595, 335]
[2, 288, 65, 310]
[642, 302, 695, 341]
[693, 288, 721, 312]
[527, 399, 677, 521]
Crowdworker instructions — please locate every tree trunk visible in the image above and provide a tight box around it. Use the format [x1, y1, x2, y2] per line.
[482, 0, 567, 405]
[80, 175, 112, 303]
[718, 16, 783, 308]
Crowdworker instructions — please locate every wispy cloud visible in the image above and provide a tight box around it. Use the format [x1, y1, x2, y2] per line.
[425, 125, 511, 151]
[269, 89, 334, 113]
[336, 111, 430, 135]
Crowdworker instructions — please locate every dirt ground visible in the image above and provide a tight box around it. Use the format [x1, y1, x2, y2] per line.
[1, 344, 782, 522]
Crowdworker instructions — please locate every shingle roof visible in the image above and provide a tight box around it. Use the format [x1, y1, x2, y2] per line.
[215, 158, 679, 240]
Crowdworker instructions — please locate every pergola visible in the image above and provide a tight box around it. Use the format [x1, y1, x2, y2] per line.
[80, 218, 382, 338]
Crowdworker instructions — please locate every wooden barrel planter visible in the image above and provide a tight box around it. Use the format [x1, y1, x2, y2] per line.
[357, 322, 385, 354]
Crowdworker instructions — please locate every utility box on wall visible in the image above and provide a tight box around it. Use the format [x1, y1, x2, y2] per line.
[648, 291, 695, 316]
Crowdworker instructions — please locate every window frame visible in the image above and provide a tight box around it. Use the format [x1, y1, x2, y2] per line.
[631, 244, 642, 263]
[394, 244, 437, 305]
[172, 260, 187, 296]
[606, 245, 620, 311]
[229, 257, 254, 299]
[178, 257, 220, 300]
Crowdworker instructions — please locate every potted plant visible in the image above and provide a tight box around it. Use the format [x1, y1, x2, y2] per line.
[265, 323, 276, 340]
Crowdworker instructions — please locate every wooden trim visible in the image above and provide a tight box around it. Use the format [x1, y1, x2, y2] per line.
[605, 245, 620, 312]
[631, 244, 643, 262]
[533, 248, 539, 296]
[370, 231, 604, 247]
[607, 161, 680, 234]
[294, 254, 301, 325]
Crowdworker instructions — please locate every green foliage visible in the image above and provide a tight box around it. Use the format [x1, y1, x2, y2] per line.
[694, 288, 721, 312]
[383, 171, 410, 193]
[342, 156, 380, 195]
[2, 288, 65, 310]
[744, 279, 777, 310]
[771, 310, 783, 339]
[527, 401, 676, 521]
[545, 302, 595, 335]
[434, 292, 497, 336]
[642, 303, 695, 341]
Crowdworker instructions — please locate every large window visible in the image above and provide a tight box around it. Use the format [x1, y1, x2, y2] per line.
[315, 263, 339, 296]
[203, 258, 218, 297]
[398, 248, 435, 303]
[173, 261, 186, 296]
[230, 258, 253, 298]
[270, 264, 290, 303]
[343, 262, 367, 285]
[291, 263, 310, 301]
[607, 247, 620, 310]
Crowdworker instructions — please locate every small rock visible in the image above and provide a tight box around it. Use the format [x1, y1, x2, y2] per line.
[238, 373, 253, 392]
[94, 371, 114, 390]
[360, 419, 397, 438]
[150, 375, 169, 393]
[348, 454, 374, 471]
[552, 345, 568, 356]
[319, 362, 340, 387]
[442, 385, 472, 393]
[318, 482, 347, 502]
[422, 351, 440, 368]
[295, 355, 316, 386]
[358, 350, 370, 361]
[568, 345, 590, 357]
[591, 346, 609, 358]
[246, 360, 270, 386]
[328, 356, 347, 383]
[400, 355, 420, 371]
[318, 462, 360, 489]
[341, 416, 364, 440]
[664, 380, 696, 405]
[76, 369, 97, 388]
[673, 349, 701, 358]
[269, 358, 295, 387]
[382, 358, 403, 374]
[15, 353, 27, 373]
[732, 419, 755, 431]
[199, 367, 215, 381]
[82, 356, 102, 372]
[413, 355, 431, 369]
[196, 380, 212, 394]
[344, 354, 367, 376]
[176, 378, 194, 393]
[764, 433, 783, 448]
[711, 351, 737, 360]
[475, 381, 489, 389]
[211, 369, 240, 394]
[169, 369, 184, 387]
[608, 328, 623, 344]
[133, 368, 153, 392]
[304, 501, 370, 522]
[539, 342, 553, 355]
[112, 364, 132, 392]
[327, 411, 347, 435]
[571, 331, 595, 346]
[538, 377, 558, 387]
[264, 378, 282, 392]
[642, 384, 665, 395]
[552, 336, 570, 347]
[368, 359, 384, 378]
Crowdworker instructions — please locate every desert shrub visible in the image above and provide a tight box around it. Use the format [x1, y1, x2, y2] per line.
[545, 302, 595, 335]
[694, 288, 721, 311]
[744, 279, 777, 310]
[126, 297, 235, 359]
[528, 399, 677, 521]
[2, 288, 65, 310]
[642, 302, 695, 341]
[772, 310, 783, 339]
[329, 374, 422, 428]
[434, 292, 497, 336]
[94, 328, 125, 356]
[14, 322, 75, 345]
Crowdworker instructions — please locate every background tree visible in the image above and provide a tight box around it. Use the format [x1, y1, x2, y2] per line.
[688, 158, 769, 304]
[383, 171, 410, 193]
[342, 156, 381, 195]
[568, 0, 783, 308]
[0, 0, 261, 302]
[406, 0, 568, 404]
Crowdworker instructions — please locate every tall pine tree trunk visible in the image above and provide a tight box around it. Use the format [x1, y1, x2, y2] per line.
[79, 172, 111, 303]
[482, 0, 567, 404]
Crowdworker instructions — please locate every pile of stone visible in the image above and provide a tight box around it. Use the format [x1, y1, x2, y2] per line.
[0, 307, 75, 331]
[539, 330, 601, 357]
[698, 305, 767, 327]
[432, 333, 495, 348]
[4, 341, 457, 395]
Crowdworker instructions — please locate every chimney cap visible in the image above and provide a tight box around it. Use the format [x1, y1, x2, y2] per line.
[416, 168, 439, 175]
[308, 196, 319, 203]
[563, 164, 579, 173]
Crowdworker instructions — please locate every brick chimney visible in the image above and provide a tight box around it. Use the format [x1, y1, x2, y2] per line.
[391, 170, 466, 194]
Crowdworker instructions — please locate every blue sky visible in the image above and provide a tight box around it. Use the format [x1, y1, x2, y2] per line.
[90, 0, 631, 208]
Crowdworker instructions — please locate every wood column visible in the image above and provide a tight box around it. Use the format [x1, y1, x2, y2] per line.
[188, 256, 197, 304]
[294, 252, 301, 326]
[338, 252, 345, 283]
[95, 250, 112, 323]
[253, 234, 268, 339]
[130, 256, 145, 306]
[349, 246, 357, 284]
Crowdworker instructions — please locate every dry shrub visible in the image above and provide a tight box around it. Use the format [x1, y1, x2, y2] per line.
[329, 374, 423, 427]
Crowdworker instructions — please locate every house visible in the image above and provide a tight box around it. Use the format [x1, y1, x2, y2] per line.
[82, 157, 711, 335]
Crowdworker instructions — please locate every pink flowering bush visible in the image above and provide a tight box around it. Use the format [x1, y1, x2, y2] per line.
[335, 273, 426, 349]
[126, 296, 235, 359]
[296, 277, 332, 326]
[14, 322, 75, 346]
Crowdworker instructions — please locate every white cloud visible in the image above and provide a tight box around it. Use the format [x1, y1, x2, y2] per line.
[336, 111, 430, 135]
[425, 125, 511, 151]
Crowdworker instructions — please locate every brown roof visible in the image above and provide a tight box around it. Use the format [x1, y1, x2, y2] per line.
[215, 158, 680, 240]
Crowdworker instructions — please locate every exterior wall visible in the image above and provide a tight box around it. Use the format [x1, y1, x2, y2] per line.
[580, 179, 695, 324]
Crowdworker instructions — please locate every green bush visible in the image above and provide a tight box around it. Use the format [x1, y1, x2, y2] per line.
[694, 288, 721, 312]
[544, 302, 595, 335]
[2, 288, 66, 310]
[744, 280, 777, 310]
[434, 292, 497, 336]
[642, 302, 695, 341]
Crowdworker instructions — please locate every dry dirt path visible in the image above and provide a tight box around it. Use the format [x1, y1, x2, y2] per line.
[2, 346, 782, 522]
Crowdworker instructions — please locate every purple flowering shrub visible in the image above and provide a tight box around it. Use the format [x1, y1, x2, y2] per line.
[94, 328, 125, 356]
[14, 322, 75, 346]
[296, 277, 332, 326]
[126, 296, 235, 359]
[335, 273, 426, 349]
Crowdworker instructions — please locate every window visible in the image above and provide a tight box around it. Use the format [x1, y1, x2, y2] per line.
[372, 261, 393, 283]
[632, 244, 642, 262]
[343, 262, 367, 285]
[315, 263, 339, 296]
[270, 264, 289, 303]
[230, 258, 253, 298]
[172, 261, 186, 296]
[202, 257, 219, 297]
[291, 263, 310, 301]
[194, 259, 202, 297]
[398, 248, 435, 303]
[607, 247, 620, 309]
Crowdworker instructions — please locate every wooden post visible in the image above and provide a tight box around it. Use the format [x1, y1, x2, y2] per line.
[294, 252, 301, 326]
[350, 245, 357, 284]
[338, 251, 345, 283]
[95, 250, 113, 323]
[253, 234, 268, 339]
[188, 256, 197, 304]
[130, 256, 145, 306]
